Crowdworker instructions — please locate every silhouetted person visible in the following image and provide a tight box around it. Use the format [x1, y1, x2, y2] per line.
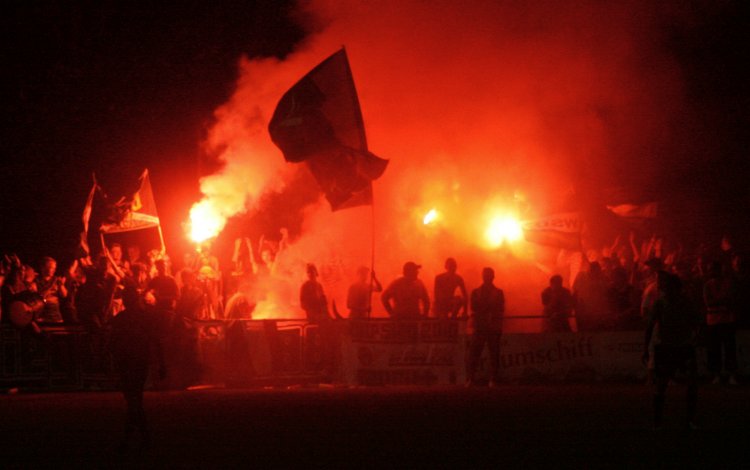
[35, 256, 67, 323]
[173, 269, 204, 386]
[147, 259, 179, 313]
[347, 266, 382, 319]
[731, 253, 750, 329]
[176, 270, 205, 321]
[300, 264, 337, 380]
[300, 264, 330, 324]
[607, 267, 641, 330]
[541, 275, 572, 332]
[640, 257, 664, 382]
[127, 245, 143, 270]
[639, 257, 664, 320]
[230, 237, 255, 295]
[108, 243, 129, 275]
[466, 267, 505, 386]
[719, 235, 735, 272]
[110, 283, 166, 452]
[703, 261, 738, 385]
[2, 263, 24, 321]
[433, 257, 468, 319]
[2, 263, 43, 333]
[61, 259, 85, 324]
[256, 228, 289, 277]
[196, 242, 221, 319]
[382, 262, 430, 319]
[77, 255, 118, 330]
[643, 271, 700, 430]
[572, 261, 609, 331]
[147, 259, 179, 340]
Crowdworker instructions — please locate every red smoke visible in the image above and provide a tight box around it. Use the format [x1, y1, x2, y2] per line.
[191, 0, 690, 326]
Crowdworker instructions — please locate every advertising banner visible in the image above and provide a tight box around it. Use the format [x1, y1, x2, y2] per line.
[341, 320, 465, 385]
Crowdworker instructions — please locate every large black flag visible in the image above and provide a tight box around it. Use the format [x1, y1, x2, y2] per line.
[269, 48, 388, 210]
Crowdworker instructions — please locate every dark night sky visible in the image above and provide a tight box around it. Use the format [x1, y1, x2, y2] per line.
[1, 1, 305, 263]
[1, 1, 749, 266]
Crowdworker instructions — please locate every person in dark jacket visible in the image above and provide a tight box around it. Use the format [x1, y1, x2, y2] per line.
[110, 282, 166, 452]
[541, 275, 572, 332]
[643, 271, 701, 430]
[466, 267, 505, 386]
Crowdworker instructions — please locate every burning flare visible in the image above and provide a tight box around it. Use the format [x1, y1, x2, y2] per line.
[188, 200, 226, 243]
[484, 215, 523, 248]
[423, 208, 438, 225]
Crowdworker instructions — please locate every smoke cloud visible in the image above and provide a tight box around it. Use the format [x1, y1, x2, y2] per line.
[193, 0, 695, 323]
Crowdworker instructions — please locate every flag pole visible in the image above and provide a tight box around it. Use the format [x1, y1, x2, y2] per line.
[157, 224, 167, 256]
[142, 168, 166, 256]
[368, 186, 376, 319]
[99, 231, 125, 279]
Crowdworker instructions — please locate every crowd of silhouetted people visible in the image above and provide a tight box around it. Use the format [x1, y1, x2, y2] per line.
[1, 231, 748, 387]
[1, 233, 748, 335]
[549, 233, 749, 336]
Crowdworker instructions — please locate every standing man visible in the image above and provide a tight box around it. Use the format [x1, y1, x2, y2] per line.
[110, 283, 166, 452]
[147, 258, 179, 337]
[77, 255, 118, 330]
[147, 259, 179, 313]
[300, 263, 337, 380]
[346, 266, 382, 319]
[640, 257, 664, 383]
[541, 275, 572, 332]
[381, 262, 430, 319]
[643, 271, 701, 430]
[433, 257, 468, 319]
[703, 261, 738, 385]
[35, 256, 68, 323]
[572, 261, 608, 331]
[466, 267, 505, 386]
[300, 264, 330, 324]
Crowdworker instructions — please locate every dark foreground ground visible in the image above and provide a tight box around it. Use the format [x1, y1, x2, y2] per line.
[2, 384, 749, 468]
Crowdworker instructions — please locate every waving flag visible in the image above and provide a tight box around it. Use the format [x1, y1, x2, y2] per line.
[82, 174, 98, 234]
[269, 48, 388, 210]
[100, 169, 161, 233]
[76, 174, 99, 258]
[606, 202, 658, 219]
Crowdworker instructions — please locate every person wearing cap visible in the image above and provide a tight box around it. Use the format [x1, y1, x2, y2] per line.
[381, 262, 430, 319]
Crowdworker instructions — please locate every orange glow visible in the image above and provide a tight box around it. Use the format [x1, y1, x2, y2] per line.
[187, 200, 226, 243]
[179, 0, 686, 330]
[423, 208, 438, 225]
[484, 215, 523, 248]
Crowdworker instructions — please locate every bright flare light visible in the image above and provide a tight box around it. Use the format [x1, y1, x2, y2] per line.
[423, 208, 438, 225]
[188, 200, 226, 243]
[484, 215, 523, 248]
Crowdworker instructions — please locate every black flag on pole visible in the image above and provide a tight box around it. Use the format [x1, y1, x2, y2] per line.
[269, 48, 388, 210]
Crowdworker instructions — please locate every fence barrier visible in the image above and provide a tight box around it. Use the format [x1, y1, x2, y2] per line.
[2, 319, 748, 390]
